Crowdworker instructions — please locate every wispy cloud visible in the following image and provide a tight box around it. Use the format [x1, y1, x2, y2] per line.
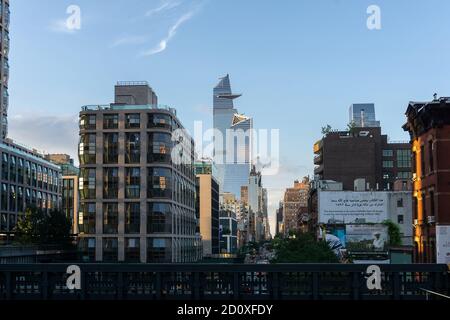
[141, 10, 195, 56]
[48, 19, 77, 34]
[111, 35, 148, 48]
[145, 0, 182, 17]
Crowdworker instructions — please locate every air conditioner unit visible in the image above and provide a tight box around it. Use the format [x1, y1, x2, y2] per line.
[427, 216, 435, 224]
[413, 219, 419, 226]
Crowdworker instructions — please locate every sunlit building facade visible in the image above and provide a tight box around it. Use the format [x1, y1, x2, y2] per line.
[78, 82, 201, 263]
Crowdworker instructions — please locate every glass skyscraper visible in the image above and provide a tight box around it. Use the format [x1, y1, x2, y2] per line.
[213, 75, 252, 198]
[349, 103, 380, 128]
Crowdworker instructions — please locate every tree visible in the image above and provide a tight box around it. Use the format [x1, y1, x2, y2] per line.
[14, 206, 72, 247]
[321, 124, 333, 135]
[383, 220, 402, 246]
[271, 232, 339, 263]
[347, 121, 357, 136]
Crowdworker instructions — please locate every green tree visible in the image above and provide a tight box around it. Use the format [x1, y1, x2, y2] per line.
[383, 220, 402, 246]
[321, 124, 332, 135]
[347, 121, 357, 136]
[271, 232, 339, 263]
[14, 206, 72, 247]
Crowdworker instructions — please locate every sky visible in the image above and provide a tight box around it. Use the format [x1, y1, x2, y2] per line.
[7, 0, 450, 234]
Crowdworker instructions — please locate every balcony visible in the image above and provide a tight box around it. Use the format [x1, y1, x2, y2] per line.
[313, 154, 322, 165]
[314, 165, 323, 175]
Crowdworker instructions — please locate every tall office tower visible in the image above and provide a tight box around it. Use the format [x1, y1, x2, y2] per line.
[213, 75, 252, 197]
[0, 0, 10, 140]
[403, 96, 450, 263]
[78, 82, 201, 263]
[349, 103, 381, 128]
[247, 165, 262, 242]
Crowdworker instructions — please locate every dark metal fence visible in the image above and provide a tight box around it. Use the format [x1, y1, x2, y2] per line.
[0, 263, 448, 300]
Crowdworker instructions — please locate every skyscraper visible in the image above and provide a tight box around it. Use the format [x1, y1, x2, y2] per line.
[213, 75, 252, 197]
[349, 103, 380, 128]
[0, 0, 10, 140]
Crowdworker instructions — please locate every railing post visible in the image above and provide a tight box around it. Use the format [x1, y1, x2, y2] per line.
[312, 272, 319, 300]
[233, 272, 239, 300]
[155, 273, 162, 300]
[393, 272, 401, 300]
[41, 271, 49, 300]
[5, 271, 12, 300]
[193, 272, 200, 300]
[271, 272, 279, 300]
[117, 272, 124, 300]
[80, 270, 87, 300]
[352, 272, 360, 300]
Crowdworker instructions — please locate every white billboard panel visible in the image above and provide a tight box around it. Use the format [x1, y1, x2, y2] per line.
[436, 225, 450, 264]
[319, 191, 388, 224]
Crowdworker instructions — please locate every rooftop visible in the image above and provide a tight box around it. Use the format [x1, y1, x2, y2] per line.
[81, 104, 176, 114]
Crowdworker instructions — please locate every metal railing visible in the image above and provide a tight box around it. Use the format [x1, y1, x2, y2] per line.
[0, 263, 448, 300]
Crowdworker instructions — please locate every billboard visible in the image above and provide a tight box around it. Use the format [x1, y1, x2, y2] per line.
[318, 191, 388, 224]
[345, 224, 388, 251]
[436, 226, 450, 264]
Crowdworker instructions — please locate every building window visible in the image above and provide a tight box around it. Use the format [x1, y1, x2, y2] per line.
[125, 114, 140, 129]
[125, 202, 140, 234]
[125, 238, 140, 262]
[147, 202, 171, 233]
[430, 191, 435, 217]
[148, 113, 172, 130]
[148, 168, 172, 199]
[103, 168, 119, 199]
[79, 168, 96, 199]
[148, 133, 172, 163]
[397, 198, 403, 208]
[125, 133, 140, 164]
[103, 133, 119, 164]
[79, 203, 96, 234]
[9, 185, 16, 212]
[9, 156, 16, 182]
[80, 114, 96, 130]
[103, 114, 118, 129]
[397, 149, 411, 168]
[78, 238, 96, 262]
[147, 238, 171, 263]
[397, 171, 412, 180]
[421, 192, 427, 219]
[1, 153, 8, 180]
[126, 168, 140, 199]
[428, 140, 434, 173]
[382, 161, 393, 168]
[1, 183, 7, 211]
[103, 203, 118, 234]
[79, 134, 96, 165]
[382, 150, 393, 157]
[103, 238, 118, 262]
[397, 214, 404, 224]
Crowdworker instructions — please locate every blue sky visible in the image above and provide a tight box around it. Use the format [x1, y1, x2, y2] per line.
[7, 0, 450, 232]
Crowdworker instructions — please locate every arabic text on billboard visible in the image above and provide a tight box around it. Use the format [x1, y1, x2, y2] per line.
[319, 192, 388, 224]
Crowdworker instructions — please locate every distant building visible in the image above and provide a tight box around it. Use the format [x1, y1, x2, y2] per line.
[275, 202, 283, 236]
[45, 154, 79, 235]
[349, 103, 381, 128]
[196, 160, 219, 257]
[0, 139, 62, 242]
[213, 74, 252, 198]
[314, 126, 412, 191]
[403, 96, 450, 263]
[77, 82, 201, 263]
[283, 177, 309, 236]
[219, 196, 238, 254]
